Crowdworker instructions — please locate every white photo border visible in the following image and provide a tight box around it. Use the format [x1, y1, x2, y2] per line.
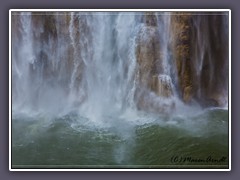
[9, 9, 231, 171]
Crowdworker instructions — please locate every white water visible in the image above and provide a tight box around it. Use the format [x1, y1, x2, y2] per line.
[12, 12, 228, 128]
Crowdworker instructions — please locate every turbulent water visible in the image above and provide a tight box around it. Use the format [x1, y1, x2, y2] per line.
[11, 11, 229, 169]
[12, 108, 228, 168]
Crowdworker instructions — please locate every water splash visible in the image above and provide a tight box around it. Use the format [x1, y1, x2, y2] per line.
[11, 11, 229, 122]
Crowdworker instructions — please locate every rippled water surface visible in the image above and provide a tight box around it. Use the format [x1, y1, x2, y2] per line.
[12, 108, 228, 169]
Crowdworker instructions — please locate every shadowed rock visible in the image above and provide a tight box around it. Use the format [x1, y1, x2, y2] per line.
[170, 12, 228, 107]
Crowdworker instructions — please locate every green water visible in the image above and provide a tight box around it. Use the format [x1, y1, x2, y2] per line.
[12, 108, 229, 169]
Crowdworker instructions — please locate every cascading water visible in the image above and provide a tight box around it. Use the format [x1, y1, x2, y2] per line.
[11, 11, 229, 168]
[79, 13, 139, 123]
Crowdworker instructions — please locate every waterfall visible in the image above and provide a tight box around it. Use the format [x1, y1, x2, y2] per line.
[11, 11, 229, 119]
[12, 12, 141, 120]
[12, 12, 35, 112]
[80, 13, 140, 120]
[11, 11, 229, 168]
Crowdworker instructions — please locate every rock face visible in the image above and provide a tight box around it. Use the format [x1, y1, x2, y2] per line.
[150, 75, 173, 98]
[136, 13, 161, 87]
[135, 13, 175, 113]
[170, 13, 193, 103]
[135, 12, 228, 111]
[136, 26, 161, 87]
[170, 12, 228, 107]
[191, 14, 228, 107]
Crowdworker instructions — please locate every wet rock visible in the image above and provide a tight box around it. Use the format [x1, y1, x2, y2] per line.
[183, 86, 192, 103]
[170, 13, 228, 107]
[150, 75, 173, 98]
[135, 13, 176, 113]
[195, 15, 228, 107]
[141, 12, 158, 27]
[136, 26, 162, 87]
[170, 13, 194, 103]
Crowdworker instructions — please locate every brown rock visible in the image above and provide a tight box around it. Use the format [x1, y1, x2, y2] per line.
[142, 12, 158, 27]
[150, 75, 173, 98]
[170, 13, 194, 103]
[135, 26, 162, 87]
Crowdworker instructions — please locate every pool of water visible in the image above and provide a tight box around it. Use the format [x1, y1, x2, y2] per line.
[11, 108, 229, 169]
